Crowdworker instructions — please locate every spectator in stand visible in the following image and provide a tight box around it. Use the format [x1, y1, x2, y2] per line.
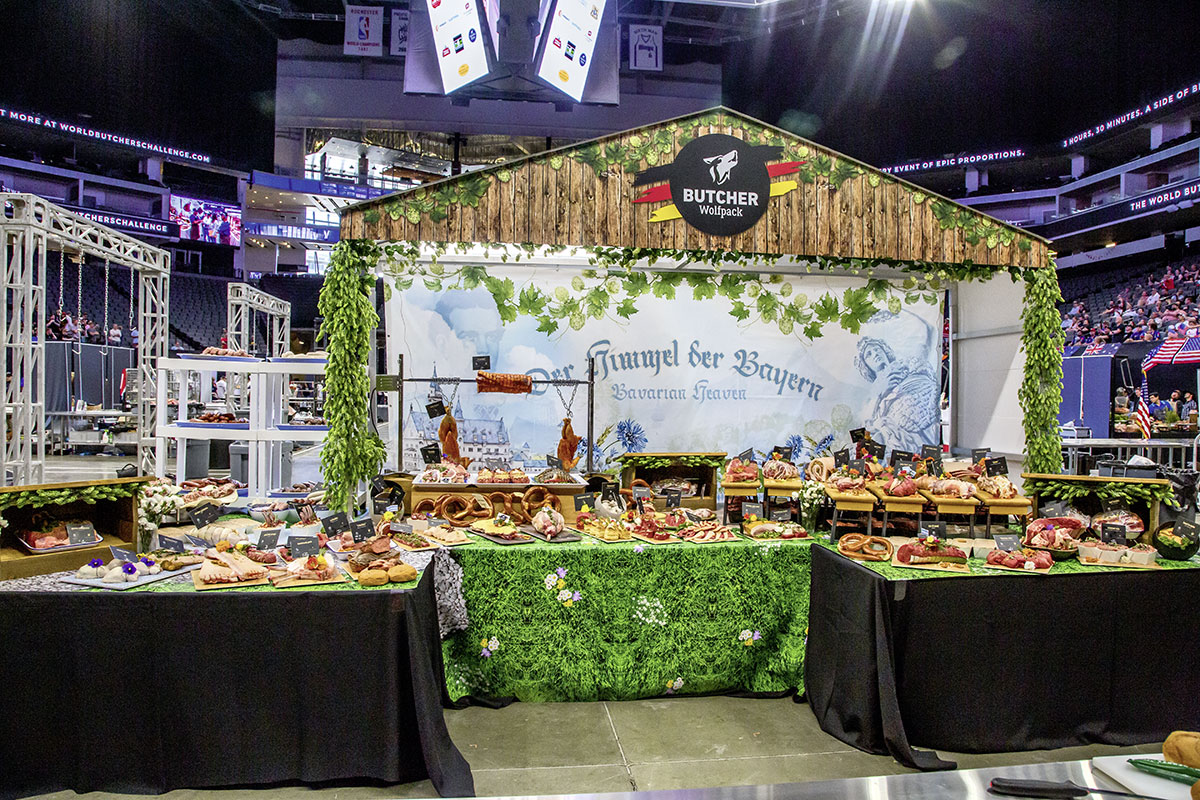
[1183, 391, 1197, 419]
[1149, 392, 1171, 420]
[62, 313, 77, 341]
[1163, 271, 1175, 292]
[220, 328, 228, 348]
[46, 311, 62, 341]
[214, 374, 227, 400]
[1170, 389, 1183, 414]
[107, 323, 121, 347]
[130, 326, 139, 349]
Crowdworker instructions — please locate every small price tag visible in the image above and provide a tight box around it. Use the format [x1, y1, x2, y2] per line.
[350, 517, 375, 542]
[426, 516, 447, 527]
[850, 427, 868, 443]
[1042, 500, 1069, 517]
[993, 534, 1021, 552]
[921, 521, 947, 538]
[683, 509, 704, 523]
[375, 374, 401, 392]
[574, 492, 596, 511]
[256, 529, 280, 550]
[665, 489, 682, 508]
[420, 444, 441, 464]
[426, 399, 447, 418]
[742, 502, 764, 520]
[1101, 523, 1127, 544]
[156, 533, 186, 552]
[985, 456, 1008, 477]
[863, 440, 885, 460]
[186, 534, 210, 549]
[288, 535, 320, 557]
[848, 459, 866, 474]
[771, 445, 792, 460]
[921, 444, 941, 459]
[770, 509, 792, 522]
[187, 503, 221, 529]
[322, 512, 351, 536]
[736, 447, 754, 462]
[890, 449, 915, 467]
[834, 449, 850, 468]
[67, 522, 97, 544]
[472, 355, 492, 371]
[635, 496, 652, 516]
[632, 486, 653, 500]
[972, 448, 990, 463]
[547, 455, 564, 469]
[110, 546, 136, 562]
[496, 513, 512, 525]
[391, 522, 413, 534]
[601, 482, 619, 503]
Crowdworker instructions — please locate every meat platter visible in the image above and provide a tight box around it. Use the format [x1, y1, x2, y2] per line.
[522, 524, 582, 544]
[890, 537, 972, 573]
[179, 347, 259, 362]
[980, 548, 1054, 575]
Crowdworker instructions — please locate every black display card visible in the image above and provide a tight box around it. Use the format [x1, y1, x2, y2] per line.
[288, 535, 320, 557]
[632, 486, 653, 500]
[547, 455, 564, 469]
[321, 512, 351, 536]
[426, 399, 447, 418]
[575, 492, 596, 511]
[772, 445, 792, 460]
[350, 517, 375, 542]
[187, 504, 220, 529]
[742, 502, 764, 519]
[993, 534, 1021, 552]
[420, 444, 441, 464]
[863, 440, 885, 460]
[1173, 517, 1199, 542]
[370, 475, 388, 495]
[256, 529, 280, 550]
[770, 509, 792, 521]
[1101, 523, 1128, 544]
[890, 449, 915, 467]
[985, 456, 1009, 477]
[472, 355, 491, 371]
[850, 427, 868, 443]
[834, 450, 850, 467]
[636, 496, 652, 516]
[737, 447, 754, 462]
[848, 459, 866, 474]
[972, 448, 990, 463]
[921, 444, 941, 459]
[601, 482, 619, 503]
[186, 534, 210, 549]
[928, 456, 944, 477]
[156, 533, 186, 552]
[921, 521, 947, 538]
[66, 522, 97, 545]
[110, 546, 136, 562]
[665, 489, 682, 508]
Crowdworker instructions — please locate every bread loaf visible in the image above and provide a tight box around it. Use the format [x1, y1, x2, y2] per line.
[388, 564, 418, 583]
[1165, 731, 1200, 768]
[358, 569, 389, 586]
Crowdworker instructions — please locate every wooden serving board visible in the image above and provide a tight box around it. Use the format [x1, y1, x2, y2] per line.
[191, 572, 271, 590]
[720, 482, 760, 497]
[630, 531, 682, 545]
[763, 480, 805, 493]
[470, 530, 535, 546]
[523, 525, 582, 544]
[866, 482, 927, 510]
[573, 526, 632, 544]
[744, 534, 813, 544]
[918, 490, 980, 512]
[978, 560, 1052, 575]
[268, 569, 349, 589]
[393, 539, 440, 552]
[422, 533, 474, 547]
[823, 484, 878, 511]
[974, 489, 1033, 510]
[889, 554, 972, 574]
[1077, 557, 1164, 570]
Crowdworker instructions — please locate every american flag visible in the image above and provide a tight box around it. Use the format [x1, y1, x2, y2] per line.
[1143, 337, 1200, 370]
[1134, 391, 1153, 439]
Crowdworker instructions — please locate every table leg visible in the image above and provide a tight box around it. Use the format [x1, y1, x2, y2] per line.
[882, 508, 889, 537]
[832, 506, 840, 540]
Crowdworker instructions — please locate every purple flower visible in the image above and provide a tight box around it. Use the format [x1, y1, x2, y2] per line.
[121, 562, 138, 575]
[480, 648, 492, 658]
[140, 557, 155, 566]
[88, 558, 104, 568]
[752, 630, 762, 641]
[633, 544, 645, 554]
[555, 566, 567, 579]
[572, 591, 582, 602]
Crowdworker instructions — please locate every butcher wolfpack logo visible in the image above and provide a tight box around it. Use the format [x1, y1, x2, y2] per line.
[633, 132, 803, 237]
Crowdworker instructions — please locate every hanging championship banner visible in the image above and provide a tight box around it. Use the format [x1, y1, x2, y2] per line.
[390, 8, 410, 56]
[387, 268, 942, 474]
[345, 5, 384, 56]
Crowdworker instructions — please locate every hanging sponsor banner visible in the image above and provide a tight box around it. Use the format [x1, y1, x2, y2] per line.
[628, 24, 662, 71]
[390, 9, 410, 56]
[632, 134, 803, 236]
[0, 106, 211, 164]
[386, 268, 941, 473]
[345, 5, 385, 56]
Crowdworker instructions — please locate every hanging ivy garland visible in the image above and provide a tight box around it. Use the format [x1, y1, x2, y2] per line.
[1020, 261, 1066, 474]
[317, 240, 387, 513]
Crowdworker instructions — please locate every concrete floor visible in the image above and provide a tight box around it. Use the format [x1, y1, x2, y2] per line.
[24, 695, 1157, 800]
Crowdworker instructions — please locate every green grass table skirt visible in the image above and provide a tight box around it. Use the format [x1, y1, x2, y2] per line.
[443, 537, 813, 703]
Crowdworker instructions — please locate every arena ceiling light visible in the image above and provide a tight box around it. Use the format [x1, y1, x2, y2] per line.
[652, 0, 790, 6]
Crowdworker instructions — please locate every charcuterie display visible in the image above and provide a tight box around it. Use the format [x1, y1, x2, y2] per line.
[762, 458, 800, 482]
[743, 520, 809, 541]
[985, 547, 1053, 572]
[20, 517, 99, 550]
[977, 473, 1019, 499]
[416, 461, 470, 484]
[894, 535, 969, 568]
[879, 472, 918, 497]
[470, 517, 531, 542]
[677, 521, 738, 543]
[1091, 508, 1145, 535]
[927, 478, 977, 499]
[1077, 538, 1160, 567]
[187, 411, 249, 425]
[199, 346, 251, 358]
[530, 507, 567, 539]
[836, 534, 893, 561]
[723, 457, 760, 484]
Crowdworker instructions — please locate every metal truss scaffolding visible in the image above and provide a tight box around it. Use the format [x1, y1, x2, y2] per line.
[227, 283, 291, 357]
[0, 193, 170, 484]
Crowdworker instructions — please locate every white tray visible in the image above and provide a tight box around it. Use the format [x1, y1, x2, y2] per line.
[61, 563, 199, 591]
[1091, 753, 1189, 800]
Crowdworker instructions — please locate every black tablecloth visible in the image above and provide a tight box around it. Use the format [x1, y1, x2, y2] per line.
[806, 545, 1200, 770]
[0, 570, 475, 798]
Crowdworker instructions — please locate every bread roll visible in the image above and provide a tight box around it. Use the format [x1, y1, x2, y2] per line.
[1165, 731, 1200, 768]
[388, 564, 417, 583]
[358, 569, 389, 586]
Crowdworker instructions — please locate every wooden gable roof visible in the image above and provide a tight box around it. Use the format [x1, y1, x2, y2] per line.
[340, 107, 1050, 269]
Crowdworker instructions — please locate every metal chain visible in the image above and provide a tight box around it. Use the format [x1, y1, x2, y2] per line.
[100, 258, 111, 355]
[72, 254, 83, 354]
[57, 248, 65, 309]
[128, 263, 135, 328]
[554, 379, 579, 419]
[444, 380, 460, 412]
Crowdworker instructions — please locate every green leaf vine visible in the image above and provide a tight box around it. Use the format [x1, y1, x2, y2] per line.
[0, 482, 140, 513]
[1020, 262, 1066, 474]
[378, 241, 983, 343]
[317, 240, 387, 513]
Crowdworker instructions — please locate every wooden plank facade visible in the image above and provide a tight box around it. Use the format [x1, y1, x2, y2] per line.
[341, 107, 1051, 269]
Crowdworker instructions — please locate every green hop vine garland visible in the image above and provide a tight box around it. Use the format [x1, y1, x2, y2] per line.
[1022, 476, 1178, 508]
[0, 483, 140, 512]
[616, 454, 727, 471]
[1020, 263, 1066, 474]
[318, 240, 387, 514]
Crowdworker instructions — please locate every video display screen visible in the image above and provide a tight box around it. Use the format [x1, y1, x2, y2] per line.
[535, 0, 607, 101]
[169, 195, 242, 247]
[426, 0, 491, 93]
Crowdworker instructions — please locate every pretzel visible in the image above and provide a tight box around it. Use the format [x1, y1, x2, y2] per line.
[838, 534, 893, 562]
[468, 493, 493, 518]
[520, 486, 560, 517]
[411, 498, 437, 517]
[488, 492, 524, 523]
[437, 495, 475, 526]
[838, 533, 868, 554]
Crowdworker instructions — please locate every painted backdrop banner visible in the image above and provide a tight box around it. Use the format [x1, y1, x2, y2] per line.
[385, 268, 942, 473]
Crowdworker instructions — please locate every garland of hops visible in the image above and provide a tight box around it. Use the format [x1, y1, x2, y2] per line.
[1019, 263, 1065, 474]
[318, 240, 387, 514]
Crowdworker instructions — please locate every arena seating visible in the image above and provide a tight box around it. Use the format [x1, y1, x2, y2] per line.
[1059, 255, 1200, 344]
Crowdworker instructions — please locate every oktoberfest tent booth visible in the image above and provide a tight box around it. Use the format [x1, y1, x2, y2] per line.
[327, 109, 1140, 765]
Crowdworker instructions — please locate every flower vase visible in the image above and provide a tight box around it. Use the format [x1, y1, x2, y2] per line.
[138, 523, 157, 554]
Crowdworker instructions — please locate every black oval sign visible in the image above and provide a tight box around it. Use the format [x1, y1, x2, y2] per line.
[668, 134, 770, 237]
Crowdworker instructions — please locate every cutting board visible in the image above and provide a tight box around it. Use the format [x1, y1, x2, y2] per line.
[1092, 753, 1190, 800]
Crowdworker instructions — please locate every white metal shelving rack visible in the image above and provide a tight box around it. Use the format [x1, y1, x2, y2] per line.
[154, 356, 326, 495]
